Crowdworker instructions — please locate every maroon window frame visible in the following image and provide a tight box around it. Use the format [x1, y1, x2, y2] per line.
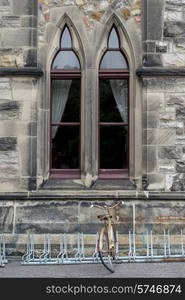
[98, 26, 129, 179]
[50, 26, 81, 179]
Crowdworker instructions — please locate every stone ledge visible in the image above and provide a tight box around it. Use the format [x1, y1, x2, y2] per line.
[0, 68, 43, 77]
[1, 191, 185, 200]
[136, 67, 185, 77]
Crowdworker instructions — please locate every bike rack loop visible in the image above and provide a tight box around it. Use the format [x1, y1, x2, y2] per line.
[21, 229, 185, 265]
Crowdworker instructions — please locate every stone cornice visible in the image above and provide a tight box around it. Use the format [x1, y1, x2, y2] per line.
[0, 68, 43, 77]
[136, 67, 185, 77]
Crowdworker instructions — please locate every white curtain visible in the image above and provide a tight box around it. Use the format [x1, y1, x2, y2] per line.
[52, 80, 72, 138]
[110, 79, 128, 122]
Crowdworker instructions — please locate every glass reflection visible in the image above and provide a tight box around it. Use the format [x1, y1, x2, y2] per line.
[61, 26, 72, 48]
[52, 51, 80, 69]
[100, 51, 128, 69]
[108, 27, 119, 48]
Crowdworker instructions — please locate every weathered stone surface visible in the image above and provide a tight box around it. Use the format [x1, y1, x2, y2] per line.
[166, 94, 185, 106]
[0, 137, 17, 151]
[164, 21, 185, 37]
[0, 205, 14, 233]
[176, 107, 185, 119]
[163, 53, 185, 67]
[23, 48, 37, 67]
[1, 28, 37, 47]
[146, 146, 157, 173]
[0, 101, 19, 111]
[11, 0, 38, 16]
[147, 93, 164, 111]
[159, 159, 175, 173]
[170, 173, 185, 191]
[146, 173, 165, 191]
[143, 78, 185, 92]
[15, 200, 79, 233]
[143, 54, 162, 67]
[176, 160, 185, 172]
[21, 16, 37, 28]
[146, 111, 158, 128]
[158, 146, 182, 159]
[143, 0, 164, 40]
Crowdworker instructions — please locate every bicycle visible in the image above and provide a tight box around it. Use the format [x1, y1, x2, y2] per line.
[91, 201, 124, 273]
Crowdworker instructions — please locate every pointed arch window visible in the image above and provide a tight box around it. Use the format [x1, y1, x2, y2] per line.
[50, 25, 81, 179]
[99, 26, 129, 179]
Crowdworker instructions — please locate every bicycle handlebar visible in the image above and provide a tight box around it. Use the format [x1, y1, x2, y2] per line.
[90, 201, 124, 210]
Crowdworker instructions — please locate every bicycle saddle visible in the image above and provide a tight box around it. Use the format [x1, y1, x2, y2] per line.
[97, 214, 112, 219]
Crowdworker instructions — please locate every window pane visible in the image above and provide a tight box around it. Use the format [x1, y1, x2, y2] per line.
[100, 126, 128, 169]
[61, 26, 72, 48]
[52, 79, 80, 123]
[100, 51, 128, 69]
[100, 79, 128, 123]
[51, 126, 80, 169]
[52, 51, 80, 69]
[108, 27, 119, 48]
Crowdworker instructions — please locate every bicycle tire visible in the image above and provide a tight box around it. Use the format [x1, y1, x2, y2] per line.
[98, 227, 115, 273]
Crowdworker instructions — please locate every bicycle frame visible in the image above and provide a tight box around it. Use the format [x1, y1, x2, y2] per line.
[98, 215, 115, 256]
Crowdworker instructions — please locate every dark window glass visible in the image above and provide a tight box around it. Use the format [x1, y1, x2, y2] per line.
[99, 79, 128, 123]
[52, 126, 80, 169]
[108, 27, 119, 48]
[100, 126, 128, 169]
[51, 79, 80, 123]
[61, 26, 72, 48]
[52, 51, 80, 69]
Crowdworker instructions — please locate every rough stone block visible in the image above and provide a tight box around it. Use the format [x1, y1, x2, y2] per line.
[158, 146, 182, 159]
[159, 159, 175, 173]
[15, 200, 79, 234]
[0, 51, 24, 67]
[0, 137, 17, 151]
[166, 94, 185, 106]
[21, 16, 37, 28]
[164, 21, 185, 37]
[0, 121, 29, 136]
[176, 160, 185, 173]
[147, 173, 165, 191]
[143, 54, 162, 67]
[11, 0, 38, 16]
[143, 0, 165, 40]
[12, 78, 37, 101]
[23, 48, 37, 67]
[147, 93, 164, 111]
[157, 128, 176, 145]
[163, 53, 185, 67]
[143, 78, 185, 92]
[1, 28, 37, 47]
[176, 107, 185, 119]
[147, 111, 158, 128]
[0, 205, 14, 233]
[170, 173, 185, 191]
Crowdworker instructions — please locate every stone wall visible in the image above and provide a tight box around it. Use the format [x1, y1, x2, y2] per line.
[141, 0, 185, 191]
[1, 197, 185, 255]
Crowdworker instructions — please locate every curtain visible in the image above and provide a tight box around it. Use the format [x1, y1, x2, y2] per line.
[110, 79, 128, 122]
[52, 80, 72, 138]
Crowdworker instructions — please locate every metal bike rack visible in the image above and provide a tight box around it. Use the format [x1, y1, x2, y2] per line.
[21, 229, 185, 265]
[0, 234, 7, 267]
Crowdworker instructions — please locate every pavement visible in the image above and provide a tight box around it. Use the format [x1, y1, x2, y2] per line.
[1, 259, 185, 278]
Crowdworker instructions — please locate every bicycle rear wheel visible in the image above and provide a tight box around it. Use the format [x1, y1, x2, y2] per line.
[98, 227, 115, 273]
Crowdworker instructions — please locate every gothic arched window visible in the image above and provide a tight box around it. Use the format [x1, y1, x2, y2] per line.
[99, 26, 129, 179]
[50, 25, 81, 179]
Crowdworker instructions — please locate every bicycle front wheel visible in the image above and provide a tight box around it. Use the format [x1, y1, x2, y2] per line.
[98, 227, 115, 273]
